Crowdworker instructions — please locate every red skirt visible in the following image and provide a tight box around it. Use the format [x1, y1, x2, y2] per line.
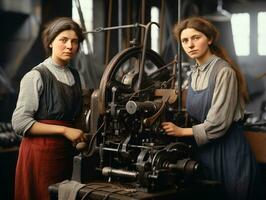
[14, 120, 75, 200]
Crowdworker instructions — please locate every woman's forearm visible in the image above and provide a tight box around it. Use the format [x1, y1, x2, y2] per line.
[28, 121, 66, 136]
[181, 127, 193, 136]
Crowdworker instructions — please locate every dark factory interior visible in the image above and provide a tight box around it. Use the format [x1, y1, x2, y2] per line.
[1, 0, 266, 199]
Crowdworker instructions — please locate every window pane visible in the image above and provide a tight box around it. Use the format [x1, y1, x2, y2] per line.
[231, 13, 250, 56]
[72, 0, 93, 54]
[258, 12, 266, 55]
[150, 6, 159, 53]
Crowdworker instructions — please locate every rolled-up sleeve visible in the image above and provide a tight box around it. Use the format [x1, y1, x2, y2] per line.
[193, 67, 238, 146]
[11, 70, 43, 136]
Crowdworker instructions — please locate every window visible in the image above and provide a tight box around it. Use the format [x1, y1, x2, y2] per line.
[231, 13, 250, 56]
[150, 6, 159, 53]
[258, 12, 266, 55]
[72, 0, 93, 54]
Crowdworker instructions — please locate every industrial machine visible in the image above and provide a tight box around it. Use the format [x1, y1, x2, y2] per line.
[73, 22, 199, 191]
[49, 23, 223, 200]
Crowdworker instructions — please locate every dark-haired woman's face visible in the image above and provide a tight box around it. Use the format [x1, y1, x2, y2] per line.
[180, 28, 212, 65]
[49, 30, 79, 66]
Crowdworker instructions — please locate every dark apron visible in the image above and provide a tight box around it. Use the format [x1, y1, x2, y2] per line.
[14, 65, 82, 200]
[186, 60, 264, 200]
[14, 120, 75, 200]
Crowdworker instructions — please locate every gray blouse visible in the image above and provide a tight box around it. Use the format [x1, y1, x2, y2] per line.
[11, 57, 76, 136]
[190, 55, 245, 146]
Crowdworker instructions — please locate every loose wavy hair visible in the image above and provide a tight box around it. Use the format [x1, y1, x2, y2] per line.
[173, 16, 249, 104]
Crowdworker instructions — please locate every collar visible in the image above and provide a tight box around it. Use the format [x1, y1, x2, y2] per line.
[44, 57, 70, 71]
[191, 55, 217, 72]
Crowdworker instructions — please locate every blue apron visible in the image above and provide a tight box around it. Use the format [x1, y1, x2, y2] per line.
[186, 59, 264, 200]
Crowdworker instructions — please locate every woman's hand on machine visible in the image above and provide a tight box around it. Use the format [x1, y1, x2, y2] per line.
[62, 127, 86, 144]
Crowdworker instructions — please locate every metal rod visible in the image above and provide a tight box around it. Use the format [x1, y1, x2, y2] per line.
[74, 0, 91, 53]
[141, 0, 145, 42]
[118, 0, 123, 52]
[136, 22, 160, 90]
[74, 0, 86, 31]
[105, 0, 112, 65]
[171, 55, 178, 89]
[159, 0, 165, 53]
[84, 23, 146, 34]
[102, 167, 138, 179]
[177, 0, 183, 112]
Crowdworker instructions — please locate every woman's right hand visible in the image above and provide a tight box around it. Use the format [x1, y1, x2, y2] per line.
[161, 122, 193, 137]
[62, 127, 86, 144]
[161, 122, 182, 136]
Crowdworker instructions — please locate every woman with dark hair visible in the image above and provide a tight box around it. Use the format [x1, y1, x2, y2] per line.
[162, 16, 263, 200]
[12, 17, 86, 200]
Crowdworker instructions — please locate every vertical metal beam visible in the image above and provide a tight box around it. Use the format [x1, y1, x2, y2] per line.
[159, 0, 165, 54]
[141, 0, 145, 42]
[126, 0, 131, 48]
[118, 0, 123, 52]
[177, 0, 183, 112]
[105, 0, 112, 65]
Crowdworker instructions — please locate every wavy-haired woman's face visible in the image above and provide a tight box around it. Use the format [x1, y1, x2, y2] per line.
[49, 30, 79, 66]
[180, 28, 213, 65]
